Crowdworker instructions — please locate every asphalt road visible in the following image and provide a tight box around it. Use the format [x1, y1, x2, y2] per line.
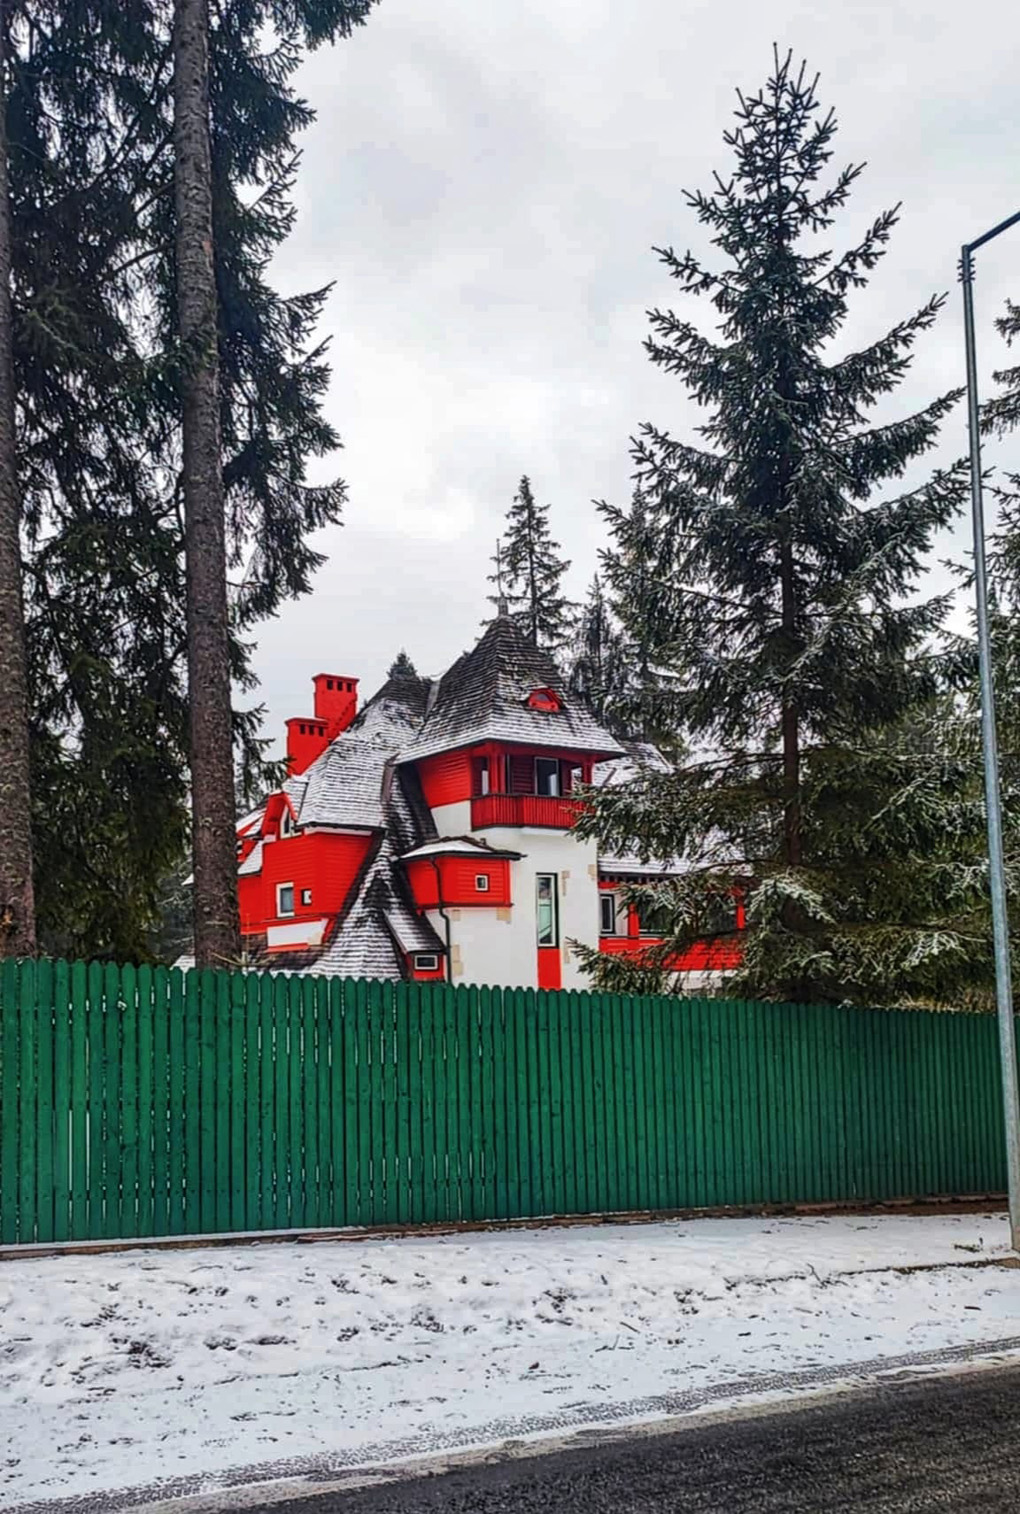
[263, 1364, 1020, 1512]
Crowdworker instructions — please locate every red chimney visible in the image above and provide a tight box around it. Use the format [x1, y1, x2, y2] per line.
[284, 675, 359, 776]
[286, 717, 330, 776]
[313, 674, 359, 738]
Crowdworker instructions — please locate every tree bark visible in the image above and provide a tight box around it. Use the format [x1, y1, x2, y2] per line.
[173, 0, 240, 968]
[779, 537, 802, 868]
[0, 3, 37, 959]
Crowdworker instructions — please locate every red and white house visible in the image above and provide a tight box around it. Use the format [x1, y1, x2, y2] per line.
[233, 608, 742, 988]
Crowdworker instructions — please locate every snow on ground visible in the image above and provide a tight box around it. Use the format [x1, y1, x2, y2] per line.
[1, 1213, 1017, 1510]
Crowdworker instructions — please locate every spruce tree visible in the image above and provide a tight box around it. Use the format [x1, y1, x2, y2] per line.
[0, 0, 35, 957]
[579, 53, 974, 1005]
[595, 487, 682, 747]
[984, 300, 1020, 619]
[387, 650, 417, 679]
[986, 300, 1020, 438]
[567, 576, 629, 730]
[489, 476, 576, 653]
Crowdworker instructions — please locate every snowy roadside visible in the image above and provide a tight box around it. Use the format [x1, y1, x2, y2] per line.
[1, 1213, 1017, 1512]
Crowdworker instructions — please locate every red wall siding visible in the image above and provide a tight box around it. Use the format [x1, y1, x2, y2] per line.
[405, 857, 511, 908]
[241, 831, 374, 934]
[598, 934, 743, 972]
[509, 754, 534, 794]
[239, 872, 263, 934]
[537, 947, 562, 990]
[417, 750, 476, 808]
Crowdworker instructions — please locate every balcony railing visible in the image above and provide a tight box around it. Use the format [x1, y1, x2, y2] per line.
[471, 792, 582, 831]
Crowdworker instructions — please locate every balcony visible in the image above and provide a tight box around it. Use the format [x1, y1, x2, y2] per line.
[471, 792, 582, 831]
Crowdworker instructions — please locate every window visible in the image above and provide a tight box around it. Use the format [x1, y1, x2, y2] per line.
[636, 895, 672, 938]
[535, 757, 561, 797]
[414, 953, 439, 972]
[472, 756, 491, 796]
[475, 874, 490, 893]
[277, 883, 295, 917]
[702, 892, 739, 936]
[301, 888, 313, 907]
[528, 687, 561, 712]
[599, 892, 619, 936]
[280, 808, 296, 838]
[536, 874, 559, 947]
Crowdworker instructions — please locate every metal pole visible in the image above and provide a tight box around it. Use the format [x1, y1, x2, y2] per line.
[961, 239, 1020, 1251]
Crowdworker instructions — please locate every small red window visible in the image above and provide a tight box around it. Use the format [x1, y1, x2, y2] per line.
[527, 687, 561, 712]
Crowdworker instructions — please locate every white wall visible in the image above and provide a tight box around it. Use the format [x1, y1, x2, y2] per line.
[428, 802, 601, 990]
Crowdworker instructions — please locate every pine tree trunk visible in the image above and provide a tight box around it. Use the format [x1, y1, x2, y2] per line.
[779, 538, 802, 868]
[173, 0, 240, 968]
[0, 3, 37, 960]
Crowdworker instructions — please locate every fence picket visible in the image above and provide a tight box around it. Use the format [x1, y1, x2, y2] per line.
[2, 962, 21, 1242]
[68, 961, 88, 1239]
[34, 960, 55, 1244]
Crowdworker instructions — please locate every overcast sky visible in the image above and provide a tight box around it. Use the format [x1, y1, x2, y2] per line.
[251, 0, 1020, 750]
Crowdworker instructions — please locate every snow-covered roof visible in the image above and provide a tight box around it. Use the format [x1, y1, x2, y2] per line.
[295, 738, 390, 830]
[347, 668, 434, 746]
[382, 906, 445, 957]
[400, 837, 522, 862]
[398, 609, 625, 763]
[599, 855, 689, 878]
[239, 839, 264, 876]
[592, 740, 673, 788]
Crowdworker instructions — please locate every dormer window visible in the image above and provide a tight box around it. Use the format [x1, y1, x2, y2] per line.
[280, 808, 296, 838]
[527, 687, 561, 712]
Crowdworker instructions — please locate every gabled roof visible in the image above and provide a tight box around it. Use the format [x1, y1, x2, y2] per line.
[400, 836, 522, 862]
[397, 609, 625, 763]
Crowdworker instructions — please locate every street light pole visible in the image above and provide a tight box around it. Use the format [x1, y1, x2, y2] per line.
[961, 207, 1020, 1252]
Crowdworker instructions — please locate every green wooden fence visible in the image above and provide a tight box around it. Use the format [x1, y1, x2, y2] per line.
[0, 957, 1010, 1247]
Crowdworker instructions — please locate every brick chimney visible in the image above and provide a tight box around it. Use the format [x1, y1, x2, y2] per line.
[285, 674, 359, 776]
[313, 674, 359, 738]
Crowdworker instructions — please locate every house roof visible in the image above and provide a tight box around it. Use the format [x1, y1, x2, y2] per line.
[293, 738, 391, 830]
[400, 836, 522, 862]
[238, 839, 264, 877]
[382, 906, 444, 957]
[397, 609, 625, 763]
[348, 667, 434, 746]
[592, 739, 673, 788]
